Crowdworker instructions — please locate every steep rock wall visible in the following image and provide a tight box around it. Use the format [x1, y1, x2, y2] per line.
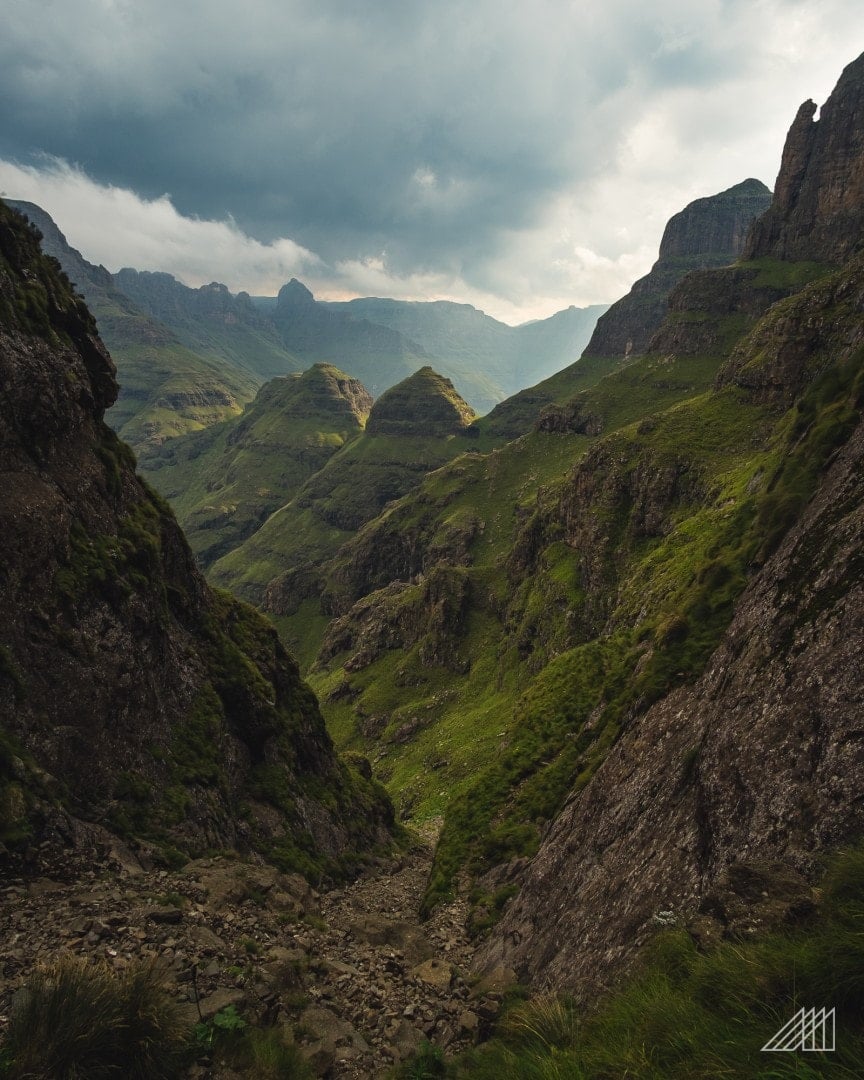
[0, 203, 391, 873]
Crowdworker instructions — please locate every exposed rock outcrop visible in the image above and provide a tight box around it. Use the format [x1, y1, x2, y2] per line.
[481, 180, 771, 440]
[745, 52, 864, 263]
[584, 178, 772, 360]
[0, 202, 391, 873]
[5, 200, 263, 450]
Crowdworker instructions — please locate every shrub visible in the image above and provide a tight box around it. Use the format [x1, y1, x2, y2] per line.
[2, 954, 188, 1079]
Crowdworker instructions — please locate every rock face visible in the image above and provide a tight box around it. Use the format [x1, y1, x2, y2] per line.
[584, 178, 772, 359]
[481, 180, 771, 441]
[746, 52, 864, 263]
[0, 202, 391, 872]
[478, 53, 864, 995]
[365, 366, 476, 437]
[480, 370, 864, 992]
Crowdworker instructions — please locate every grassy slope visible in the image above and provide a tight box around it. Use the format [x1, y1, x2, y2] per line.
[309, 349, 740, 818]
[209, 428, 479, 599]
[308, 258, 854, 911]
[433, 846, 864, 1079]
[72, 285, 264, 450]
[139, 365, 370, 567]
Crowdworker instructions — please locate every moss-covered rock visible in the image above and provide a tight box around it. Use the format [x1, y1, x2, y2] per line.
[0, 201, 393, 878]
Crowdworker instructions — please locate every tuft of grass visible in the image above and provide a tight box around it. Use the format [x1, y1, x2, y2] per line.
[1, 954, 188, 1079]
[450, 844, 864, 1078]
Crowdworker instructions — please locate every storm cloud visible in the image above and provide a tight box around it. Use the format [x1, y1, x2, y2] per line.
[1, 0, 861, 320]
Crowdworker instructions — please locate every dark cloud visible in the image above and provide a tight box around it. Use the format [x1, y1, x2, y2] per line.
[1, 0, 859, 318]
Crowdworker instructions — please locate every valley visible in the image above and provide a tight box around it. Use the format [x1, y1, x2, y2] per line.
[1, 44, 864, 1080]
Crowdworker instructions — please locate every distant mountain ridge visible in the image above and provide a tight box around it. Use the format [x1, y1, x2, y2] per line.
[319, 293, 608, 403]
[3, 201, 608, 436]
[4, 201, 267, 451]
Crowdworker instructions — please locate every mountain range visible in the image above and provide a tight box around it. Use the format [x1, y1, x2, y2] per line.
[6, 203, 609, 452]
[2, 47, 864, 1079]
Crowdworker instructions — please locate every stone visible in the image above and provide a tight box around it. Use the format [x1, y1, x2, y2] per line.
[411, 958, 452, 990]
[198, 987, 246, 1020]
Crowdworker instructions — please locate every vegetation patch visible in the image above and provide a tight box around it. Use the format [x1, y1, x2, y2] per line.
[435, 845, 864, 1078]
[0, 955, 189, 1079]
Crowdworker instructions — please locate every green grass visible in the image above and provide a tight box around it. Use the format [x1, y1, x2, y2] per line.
[1, 955, 189, 1079]
[441, 845, 864, 1079]
[140, 364, 370, 567]
[308, 258, 864, 917]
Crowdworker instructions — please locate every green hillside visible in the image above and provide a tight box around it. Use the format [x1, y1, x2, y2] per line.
[209, 368, 480, 666]
[305, 251, 849, 914]
[139, 364, 373, 566]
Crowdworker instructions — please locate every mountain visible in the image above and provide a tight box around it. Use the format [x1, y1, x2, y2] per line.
[3, 201, 264, 452]
[0, 200, 392, 877]
[4, 203, 608, 440]
[208, 368, 480, 667]
[321, 295, 608, 407]
[480, 178, 772, 439]
[473, 50, 864, 996]
[583, 177, 772, 358]
[296, 49, 864, 999]
[113, 267, 304, 380]
[140, 363, 373, 567]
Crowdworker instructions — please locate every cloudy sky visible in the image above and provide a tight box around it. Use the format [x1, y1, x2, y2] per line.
[0, 1, 861, 322]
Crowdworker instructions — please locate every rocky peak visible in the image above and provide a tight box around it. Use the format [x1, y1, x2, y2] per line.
[243, 363, 372, 427]
[276, 277, 316, 312]
[745, 50, 864, 262]
[365, 366, 476, 437]
[658, 178, 771, 260]
[582, 179, 772, 360]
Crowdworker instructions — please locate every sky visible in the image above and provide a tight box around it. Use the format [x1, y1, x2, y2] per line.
[0, 1, 861, 324]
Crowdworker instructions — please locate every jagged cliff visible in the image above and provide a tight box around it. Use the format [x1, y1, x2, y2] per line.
[0, 203, 391, 875]
[480, 179, 771, 440]
[586, 178, 772, 359]
[473, 55, 864, 991]
[745, 52, 864, 263]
